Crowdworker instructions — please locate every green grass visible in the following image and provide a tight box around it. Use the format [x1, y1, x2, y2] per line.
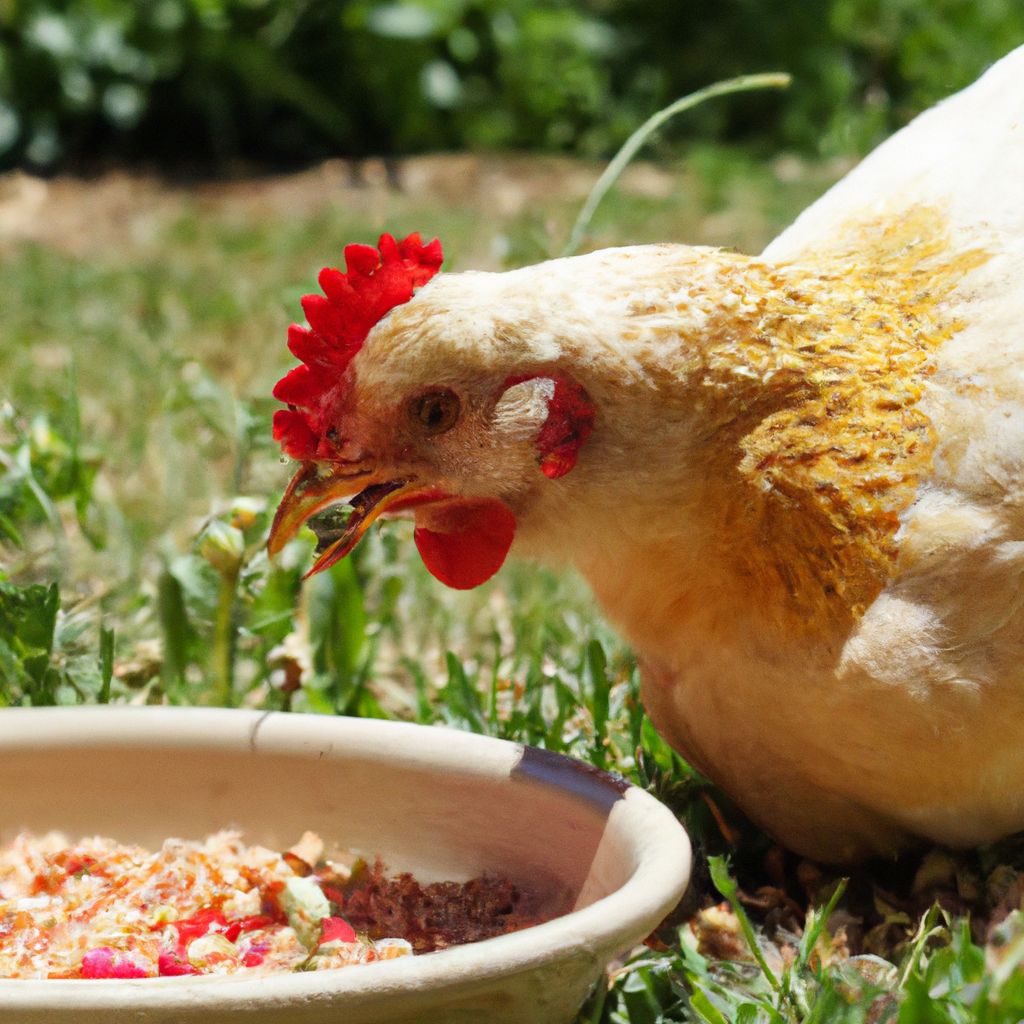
[3, 148, 1023, 1020]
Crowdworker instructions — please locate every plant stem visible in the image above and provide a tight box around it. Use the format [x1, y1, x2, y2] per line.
[708, 855, 783, 995]
[212, 567, 240, 706]
[562, 72, 792, 258]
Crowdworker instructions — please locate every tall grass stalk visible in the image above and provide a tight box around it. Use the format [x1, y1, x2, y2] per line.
[562, 72, 791, 257]
[212, 568, 240, 706]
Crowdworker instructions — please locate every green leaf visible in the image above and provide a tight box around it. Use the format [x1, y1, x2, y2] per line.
[441, 651, 487, 734]
[690, 989, 730, 1024]
[0, 580, 59, 698]
[367, 3, 439, 40]
[157, 561, 192, 695]
[898, 972, 955, 1024]
[0, 635, 25, 699]
[584, 639, 610, 770]
[98, 626, 114, 703]
[306, 555, 372, 713]
[794, 877, 848, 975]
[0, 509, 24, 547]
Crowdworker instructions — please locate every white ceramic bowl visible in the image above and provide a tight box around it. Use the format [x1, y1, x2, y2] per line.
[0, 707, 691, 1023]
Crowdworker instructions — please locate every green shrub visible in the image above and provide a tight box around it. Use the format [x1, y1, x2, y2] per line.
[0, 0, 657, 169]
[611, 0, 1024, 155]
[0, 1, 1021, 176]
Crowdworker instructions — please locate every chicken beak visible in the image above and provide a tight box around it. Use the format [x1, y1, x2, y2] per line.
[267, 462, 370, 558]
[301, 479, 443, 578]
[268, 463, 445, 579]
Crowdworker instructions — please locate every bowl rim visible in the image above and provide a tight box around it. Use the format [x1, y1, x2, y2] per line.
[0, 706, 692, 1011]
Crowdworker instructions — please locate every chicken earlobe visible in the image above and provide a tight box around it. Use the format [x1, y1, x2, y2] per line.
[499, 374, 595, 479]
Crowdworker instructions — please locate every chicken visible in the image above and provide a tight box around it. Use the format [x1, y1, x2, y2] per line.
[269, 46, 1024, 863]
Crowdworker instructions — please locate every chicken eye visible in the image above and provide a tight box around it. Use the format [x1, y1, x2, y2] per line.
[410, 389, 460, 435]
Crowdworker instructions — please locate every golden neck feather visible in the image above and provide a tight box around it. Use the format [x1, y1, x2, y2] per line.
[646, 207, 989, 630]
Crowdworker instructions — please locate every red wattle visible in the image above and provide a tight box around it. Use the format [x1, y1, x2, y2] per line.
[414, 499, 516, 590]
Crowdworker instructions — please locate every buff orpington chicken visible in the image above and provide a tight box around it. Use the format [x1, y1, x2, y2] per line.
[269, 46, 1024, 863]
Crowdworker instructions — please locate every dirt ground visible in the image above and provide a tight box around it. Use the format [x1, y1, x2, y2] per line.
[0, 150, 851, 264]
[0, 154, 675, 259]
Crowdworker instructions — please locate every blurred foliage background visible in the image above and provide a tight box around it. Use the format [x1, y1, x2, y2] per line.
[2, 9, 1024, 1018]
[1, 0, 1022, 172]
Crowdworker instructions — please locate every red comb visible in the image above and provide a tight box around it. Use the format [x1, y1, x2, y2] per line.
[272, 232, 443, 460]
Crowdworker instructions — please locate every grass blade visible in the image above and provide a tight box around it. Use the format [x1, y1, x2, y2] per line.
[562, 72, 791, 257]
[690, 989, 731, 1024]
[708, 855, 782, 995]
[584, 639, 611, 770]
[156, 562, 190, 699]
[98, 626, 114, 704]
[794, 877, 848, 973]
